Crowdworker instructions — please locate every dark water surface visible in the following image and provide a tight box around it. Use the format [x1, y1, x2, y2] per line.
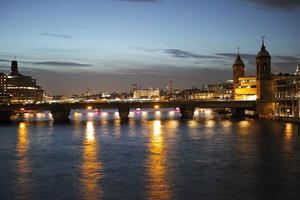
[1, 110, 300, 200]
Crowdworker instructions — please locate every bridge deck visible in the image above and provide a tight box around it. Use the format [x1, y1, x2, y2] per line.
[0, 100, 256, 111]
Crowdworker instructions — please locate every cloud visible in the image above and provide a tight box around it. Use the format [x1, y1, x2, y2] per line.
[136, 47, 219, 59]
[164, 49, 219, 59]
[114, 0, 158, 2]
[274, 56, 300, 62]
[31, 61, 92, 67]
[239, 0, 300, 11]
[41, 32, 71, 39]
[134, 47, 160, 52]
[1, 59, 92, 67]
[0, 59, 10, 62]
[217, 53, 256, 65]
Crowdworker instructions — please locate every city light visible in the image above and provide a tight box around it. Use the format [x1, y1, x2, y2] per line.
[204, 109, 212, 114]
[169, 111, 175, 116]
[154, 105, 159, 109]
[87, 106, 92, 110]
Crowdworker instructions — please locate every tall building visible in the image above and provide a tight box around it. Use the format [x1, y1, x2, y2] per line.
[2, 60, 44, 104]
[256, 40, 273, 101]
[0, 72, 10, 104]
[232, 52, 245, 98]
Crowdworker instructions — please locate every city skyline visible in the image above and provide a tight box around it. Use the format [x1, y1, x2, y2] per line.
[1, 0, 300, 94]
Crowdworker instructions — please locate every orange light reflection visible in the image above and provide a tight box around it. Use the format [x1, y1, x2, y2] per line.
[80, 121, 102, 200]
[16, 122, 32, 199]
[146, 120, 172, 200]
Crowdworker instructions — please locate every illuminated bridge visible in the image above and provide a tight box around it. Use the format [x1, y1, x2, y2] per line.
[0, 100, 256, 122]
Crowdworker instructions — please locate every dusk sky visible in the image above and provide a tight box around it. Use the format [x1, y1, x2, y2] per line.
[1, 0, 300, 94]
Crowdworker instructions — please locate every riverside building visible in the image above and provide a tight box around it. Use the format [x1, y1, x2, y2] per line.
[0, 61, 44, 104]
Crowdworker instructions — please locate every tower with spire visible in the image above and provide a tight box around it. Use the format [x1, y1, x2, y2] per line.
[256, 36, 271, 81]
[256, 36, 273, 101]
[232, 49, 245, 98]
[255, 37, 275, 118]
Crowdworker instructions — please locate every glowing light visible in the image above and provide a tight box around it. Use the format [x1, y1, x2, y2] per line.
[36, 113, 44, 118]
[87, 106, 92, 110]
[88, 112, 95, 117]
[16, 122, 32, 199]
[188, 120, 198, 128]
[154, 105, 159, 109]
[206, 120, 215, 128]
[86, 121, 95, 141]
[194, 110, 200, 116]
[20, 107, 25, 111]
[153, 120, 161, 136]
[285, 123, 293, 141]
[169, 111, 175, 116]
[81, 121, 102, 199]
[146, 120, 172, 199]
[24, 113, 31, 119]
[142, 111, 148, 117]
[204, 109, 212, 114]
[74, 112, 82, 116]
[239, 120, 250, 128]
[155, 111, 161, 117]
[19, 122, 26, 128]
[101, 112, 108, 117]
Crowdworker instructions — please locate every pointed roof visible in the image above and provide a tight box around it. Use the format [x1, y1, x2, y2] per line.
[232, 52, 245, 67]
[257, 38, 271, 58]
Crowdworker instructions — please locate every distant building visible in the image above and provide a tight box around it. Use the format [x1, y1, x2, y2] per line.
[1, 61, 44, 104]
[295, 65, 300, 75]
[133, 88, 160, 100]
[0, 72, 11, 104]
[208, 82, 233, 100]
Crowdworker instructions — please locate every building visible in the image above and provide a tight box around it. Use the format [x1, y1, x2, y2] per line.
[133, 88, 160, 100]
[235, 76, 257, 100]
[232, 52, 245, 98]
[0, 72, 11, 104]
[231, 39, 300, 118]
[274, 73, 300, 118]
[1, 61, 44, 104]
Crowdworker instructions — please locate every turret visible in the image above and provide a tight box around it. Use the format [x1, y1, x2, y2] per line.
[232, 52, 245, 98]
[256, 39, 271, 80]
[11, 60, 19, 75]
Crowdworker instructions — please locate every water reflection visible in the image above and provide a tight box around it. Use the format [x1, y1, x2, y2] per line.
[146, 120, 172, 200]
[16, 122, 31, 199]
[283, 123, 294, 152]
[80, 121, 102, 200]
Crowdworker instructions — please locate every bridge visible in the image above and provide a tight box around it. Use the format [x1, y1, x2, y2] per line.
[0, 100, 256, 122]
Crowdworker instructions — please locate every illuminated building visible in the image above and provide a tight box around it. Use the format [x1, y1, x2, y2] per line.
[235, 77, 257, 100]
[274, 74, 300, 118]
[2, 61, 44, 104]
[133, 88, 160, 100]
[232, 40, 273, 100]
[0, 72, 11, 104]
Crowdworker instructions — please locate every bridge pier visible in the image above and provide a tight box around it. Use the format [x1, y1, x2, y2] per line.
[231, 108, 245, 118]
[51, 109, 71, 122]
[118, 107, 130, 121]
[0, 111, 12, 123]
[180, 105, 195, 119]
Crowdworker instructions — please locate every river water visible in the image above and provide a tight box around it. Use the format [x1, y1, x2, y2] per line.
[1, 109, 300, 200]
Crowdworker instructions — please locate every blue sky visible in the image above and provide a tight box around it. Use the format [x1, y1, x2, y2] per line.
[1, 0, 300, 94]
